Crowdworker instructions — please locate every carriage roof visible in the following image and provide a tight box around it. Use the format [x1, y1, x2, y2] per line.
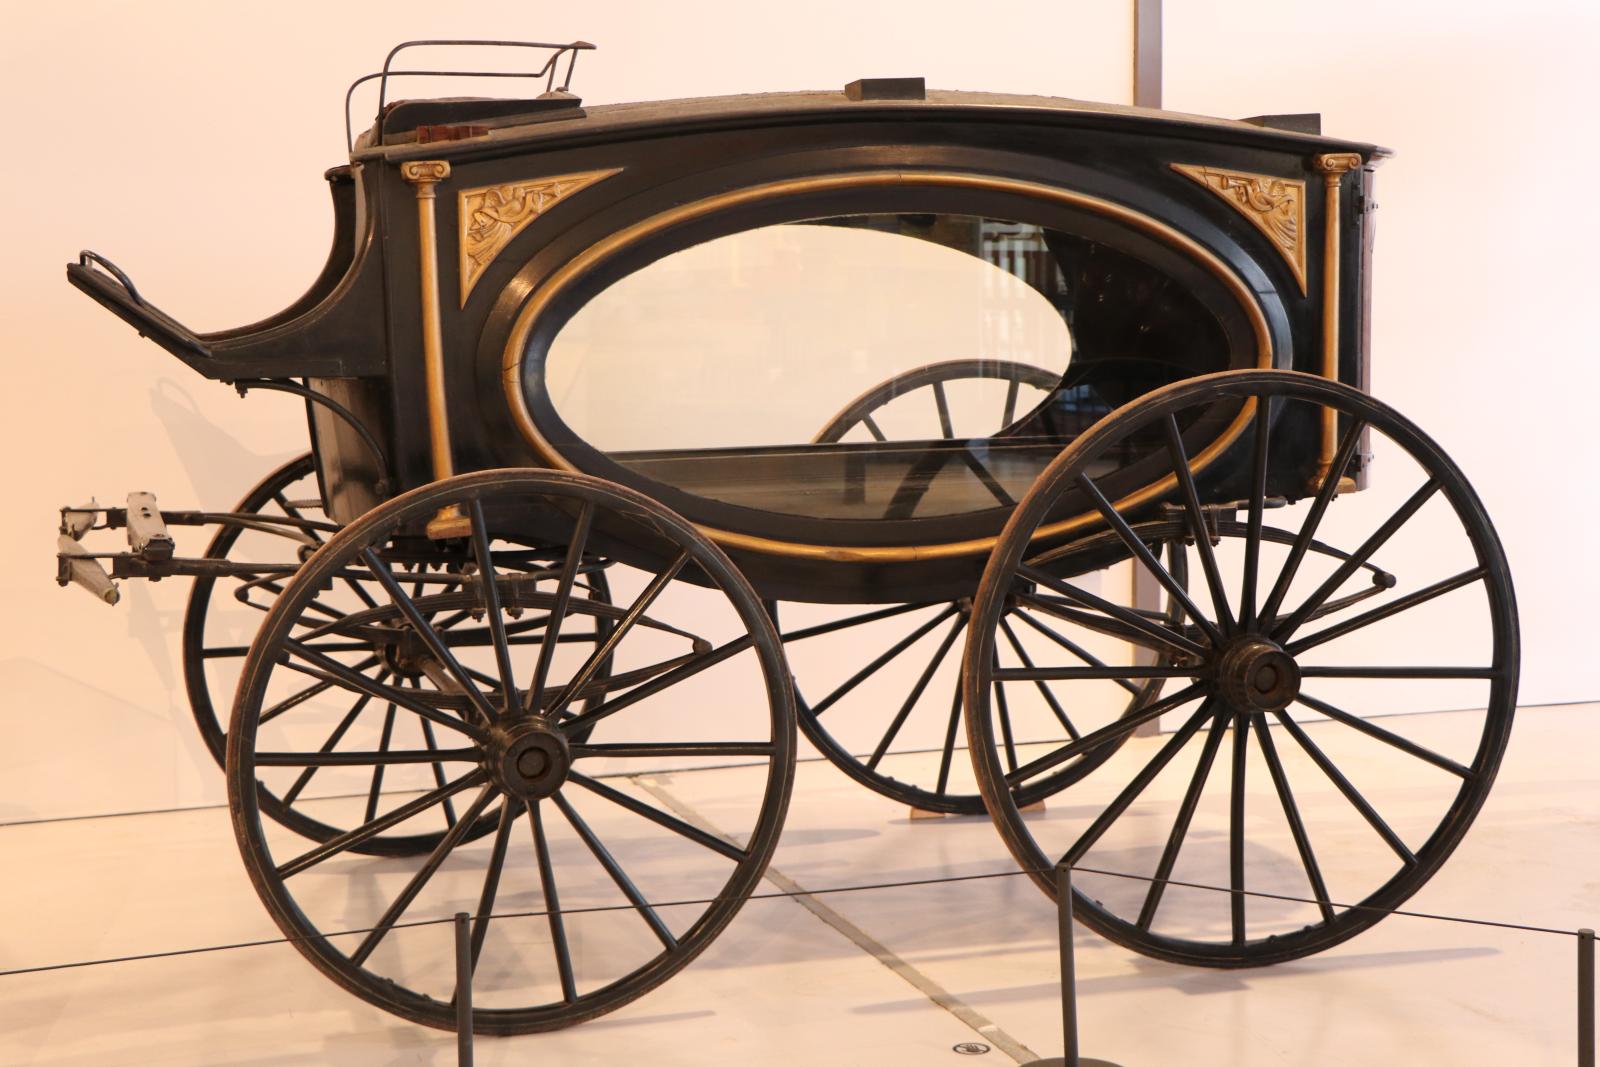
[355, 85, 1390, 164]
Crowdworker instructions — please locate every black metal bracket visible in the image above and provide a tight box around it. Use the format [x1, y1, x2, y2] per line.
[232, 379, 392, 496]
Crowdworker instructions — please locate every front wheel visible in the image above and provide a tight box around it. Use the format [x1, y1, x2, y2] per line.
[228, 469, 796, 1032]
[964, 369, 1518, 966]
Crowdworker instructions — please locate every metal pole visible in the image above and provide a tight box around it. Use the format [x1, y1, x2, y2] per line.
[1581, 928, 1595, 1067]
[1021, 863, 1120, 1067]
[455, 911, 474, 1067]
[1133, 0, 1163, 109]
[1059, 863, 1079, 1067]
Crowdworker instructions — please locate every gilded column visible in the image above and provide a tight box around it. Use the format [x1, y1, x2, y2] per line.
[400, 159, 471, 538]
[1314, 152, 1364, 488]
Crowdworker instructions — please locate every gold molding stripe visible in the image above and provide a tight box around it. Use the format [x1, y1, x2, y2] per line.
[458, 169, 621, 306]
[501, 170, 1276, 563]
[1313, 152, 1365, 488]
[1172, 163, 1306, 295]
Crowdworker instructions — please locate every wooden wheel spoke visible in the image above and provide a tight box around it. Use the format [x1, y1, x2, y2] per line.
[1237, 395, 1273, 629]
[553, 793, 678, 950]
[1015, 593, 1180, 660]
[992, 664, 1195, 682]
[779, 601, 931, 642]
[1286, 567, 1487, 655]
[862, 414, 887, 442]
[571, 741, 775, 759]
[255, 746, 478, 767]
[809, 604, 961, 717]
[1297, 666, 1497, 680]
[560, 635, 755, 738]
[1162, 414, 1236, 633]
[543, 550, 690, 719]
[467, 498, 520, 716]
[1001, 378, 1021, 427]
[467, 802, 517, 973]
[959, 449, 1015, 507]
[419, 718, 458, 827]
[530, 504, 595, 716]
[997, 617, 1082, 739]
[339, 576, 379, 610]
[1075, 473, 1221, 646]
[1253, 714, 1336, 923]
[1063, 705, 1213, 867]
[275, 769, 488, 878]
[865, 615, 965, 772]
[1273, 711, 1416, 865]
[259, 660, 373, 727]
[1295, 693, 1473, 778]
[1003, 683, 1203, 787]
[993, 652, 1019, 774]
[1258, 418, 1367, 626]
[1009, 608, 1141, 699]
[281, 690, 378, 806]
[1229, 711, 1250, 944]
[528, 800, 578, 1004]
[270, 490, 323, 543]
[1137, 704, 1229, 931]
[934, 675, 965, 796]
[1272, 478, 1442, 641]
[363, 705, 397, 824]
[570, 772, 747, 862]
[933, 380, 955, 438]
[361, 548, 501, 726]
[1018, 566, 1208, 660]
[348, 785, 498, 967]
[280, 639, 489, 743]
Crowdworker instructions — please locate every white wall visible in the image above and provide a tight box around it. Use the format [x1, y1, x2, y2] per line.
[1162, 0, 1600, 708]
[3, 0, 1591, 823]
[0, 1, 1135, 821]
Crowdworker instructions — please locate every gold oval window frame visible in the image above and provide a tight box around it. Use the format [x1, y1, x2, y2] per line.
[503, 170, 1275, 563]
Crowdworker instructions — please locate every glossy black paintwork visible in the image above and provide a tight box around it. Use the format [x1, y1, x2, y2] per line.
[69, 87, 1384, 601]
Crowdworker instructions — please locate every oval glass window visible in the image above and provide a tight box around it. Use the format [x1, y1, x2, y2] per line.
[540, 213, 1233, 520]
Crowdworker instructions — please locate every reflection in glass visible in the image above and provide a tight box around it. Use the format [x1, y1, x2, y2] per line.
[540, 213, 1233, 520]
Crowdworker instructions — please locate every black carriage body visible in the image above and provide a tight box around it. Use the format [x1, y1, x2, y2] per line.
[72, 87, 1387, 603]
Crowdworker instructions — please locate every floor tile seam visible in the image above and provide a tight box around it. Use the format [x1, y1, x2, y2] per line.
[631, 773, 1041, 1064]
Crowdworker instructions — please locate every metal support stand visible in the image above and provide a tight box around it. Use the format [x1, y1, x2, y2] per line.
[1020, 864, 1123, 1067]
[1581, 928, 1595, 1067]
[455, 911, 474, 1067]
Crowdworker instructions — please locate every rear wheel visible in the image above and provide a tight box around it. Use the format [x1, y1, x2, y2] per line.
[777, 541, 1186, 814]
[794, 360, 1184, 813]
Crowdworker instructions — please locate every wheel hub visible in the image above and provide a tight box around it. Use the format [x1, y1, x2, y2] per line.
[486, 717, 571, 800]
[1215, 637, 1300, 713]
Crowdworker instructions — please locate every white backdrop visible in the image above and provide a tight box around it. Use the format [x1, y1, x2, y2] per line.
[2, 0, 1593, 822]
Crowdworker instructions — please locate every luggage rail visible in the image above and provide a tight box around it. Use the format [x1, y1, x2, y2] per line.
[344, 39, 595, 152]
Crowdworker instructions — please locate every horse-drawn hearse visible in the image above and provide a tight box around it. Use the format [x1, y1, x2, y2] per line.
[56, 41, 1517, 1034]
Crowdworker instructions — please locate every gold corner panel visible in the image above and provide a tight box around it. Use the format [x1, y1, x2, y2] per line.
[1172, 163, 1307, 296]
[458, 169, 622, 306]
[500, 170, 1276, 564]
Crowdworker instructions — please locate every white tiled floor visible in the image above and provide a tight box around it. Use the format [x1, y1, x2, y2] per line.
[2, 703, 1596, 1066]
